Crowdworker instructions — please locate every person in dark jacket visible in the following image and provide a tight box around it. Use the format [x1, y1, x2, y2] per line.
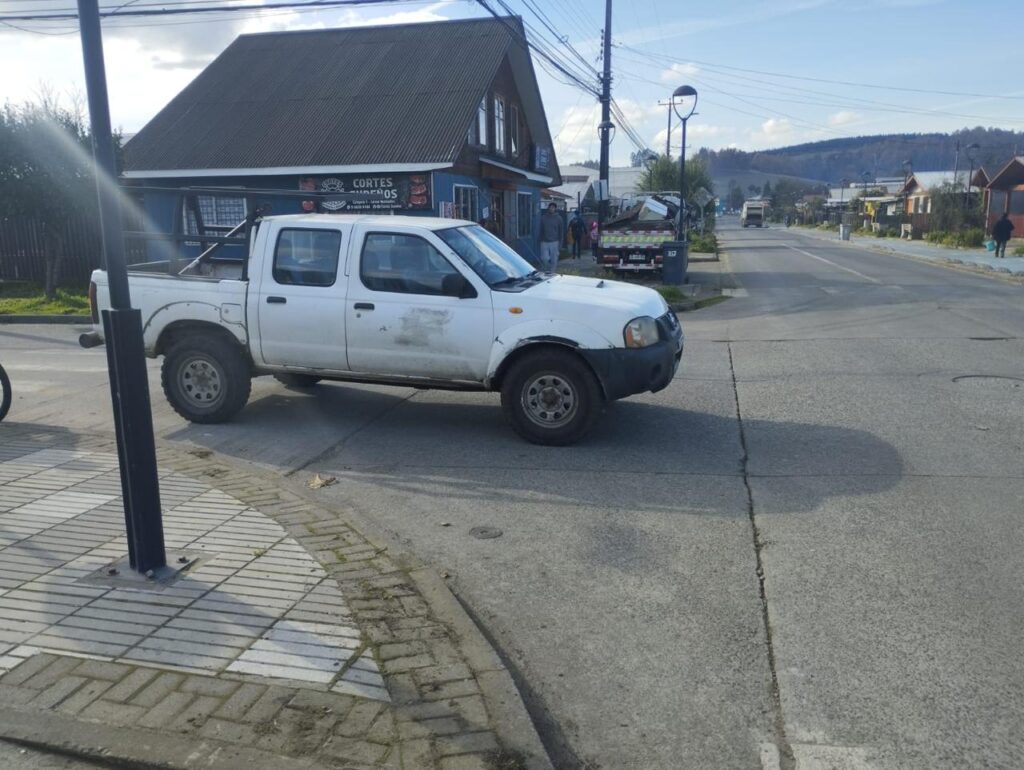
[568, 210, 585, 259]
[992, 213, 1014, 258]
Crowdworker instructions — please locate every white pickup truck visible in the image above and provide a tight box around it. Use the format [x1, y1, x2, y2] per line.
[87, 214, 683, 445]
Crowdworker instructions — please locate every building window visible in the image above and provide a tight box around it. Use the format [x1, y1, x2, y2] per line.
[454, 185, 479, 221]
[1010, 191, 1024, 215]
[183, 195, 246, 235]
[494, 95, 506, 154]
[989, 190, 1007, 215]
[273, 229, 341, 287]
[477, 97, 488, 147]
[516, 192, 533, 238]
[510, 105, 520, 157]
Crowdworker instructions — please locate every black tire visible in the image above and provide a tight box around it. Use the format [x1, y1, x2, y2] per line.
[500, 349, 603, 446]
[161, 335, 251, 424]
[273, 373, 322, 388]
[0, 363, 11, 422]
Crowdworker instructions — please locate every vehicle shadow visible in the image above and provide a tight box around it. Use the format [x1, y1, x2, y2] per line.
[166, 387, 904, 518]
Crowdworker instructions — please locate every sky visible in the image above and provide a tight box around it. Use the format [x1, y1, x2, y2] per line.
[1, 0, 1022, 167]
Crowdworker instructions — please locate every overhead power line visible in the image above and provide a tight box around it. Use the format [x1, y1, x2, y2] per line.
[0, 0, 421, 21]
[616, 43, 1024, 102]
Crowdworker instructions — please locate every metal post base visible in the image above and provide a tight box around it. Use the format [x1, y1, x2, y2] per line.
[102, 308, 166, 573]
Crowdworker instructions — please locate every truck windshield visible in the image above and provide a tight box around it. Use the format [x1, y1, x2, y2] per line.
[437, 226, 536, 287]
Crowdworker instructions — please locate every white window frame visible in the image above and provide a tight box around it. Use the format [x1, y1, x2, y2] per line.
[453, 184, 479, 221]
[477, 97, 488, 147]
[182, 193, 247, 235]
[510, 104, 520, 157]
[516, 191, 533, 238]
[494, 95, 506, 155]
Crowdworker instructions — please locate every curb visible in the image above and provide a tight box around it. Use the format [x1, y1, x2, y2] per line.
[0, 706, 331, 770]
[408, 568, 553, 770]
[0, 314, 92, 324]
[276, 470, 556, 770]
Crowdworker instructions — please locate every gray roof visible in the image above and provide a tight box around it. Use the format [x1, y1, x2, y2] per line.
[124, 17, 554, 175]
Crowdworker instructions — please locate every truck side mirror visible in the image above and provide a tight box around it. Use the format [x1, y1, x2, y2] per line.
[442, 273, 477, 299]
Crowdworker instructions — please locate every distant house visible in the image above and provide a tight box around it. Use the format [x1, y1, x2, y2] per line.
[122, 17, 561, 261]
[899, 170, 982, 216]
[983, 156, 1024, 238]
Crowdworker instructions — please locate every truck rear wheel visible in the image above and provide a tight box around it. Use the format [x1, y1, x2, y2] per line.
[161, 335, 251, 424]
[273, 373, 322, 388]
[500, 349, 603, 446]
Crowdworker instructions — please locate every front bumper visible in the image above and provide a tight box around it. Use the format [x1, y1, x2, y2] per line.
[580, 312, 683, 401]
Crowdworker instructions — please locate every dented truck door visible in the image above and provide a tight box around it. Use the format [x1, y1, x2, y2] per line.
[344, 225, 494, 381]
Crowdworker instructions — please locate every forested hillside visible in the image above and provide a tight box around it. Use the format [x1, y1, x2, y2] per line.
[696, 128, 1024, 183]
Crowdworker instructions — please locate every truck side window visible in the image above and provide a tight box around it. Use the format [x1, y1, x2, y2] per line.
[273, 229, 341, 287]
[360, 233, 459, 295]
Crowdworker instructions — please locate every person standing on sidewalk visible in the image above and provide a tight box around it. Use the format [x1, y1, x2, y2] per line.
[568, 209, 585, 259]
[539, 203, 564, 272]
[992, 213, 1014, 258]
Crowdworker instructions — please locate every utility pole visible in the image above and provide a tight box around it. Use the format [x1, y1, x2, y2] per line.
[597, 0, 612, 245]
[77, 0, 167, 575]
[952, 139, 960, 193]
[658, 99, 672, 158]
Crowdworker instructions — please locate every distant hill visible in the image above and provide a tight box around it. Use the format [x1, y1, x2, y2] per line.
[696, 128, 1024, 184]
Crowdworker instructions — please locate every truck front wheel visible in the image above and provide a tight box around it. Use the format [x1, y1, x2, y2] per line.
[161, 335, 251, 424]
[500, 349, 603, 446]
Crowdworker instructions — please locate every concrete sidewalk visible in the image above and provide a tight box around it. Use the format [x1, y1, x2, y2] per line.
[0, 424, 549, 770]
[794, 226, 1024, 276]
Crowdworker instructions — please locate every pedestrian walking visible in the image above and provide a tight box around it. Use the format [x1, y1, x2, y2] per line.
[568, 209, 585, 259]
[539, 203, 564, 272]
[992, 212, 1014, 258]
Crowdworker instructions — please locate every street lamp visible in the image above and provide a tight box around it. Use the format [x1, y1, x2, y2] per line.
[671, 85, 698, 241]
[839, 178, 849, 224]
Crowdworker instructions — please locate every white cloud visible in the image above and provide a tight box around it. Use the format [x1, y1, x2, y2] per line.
[552, 103, 602, 163]
[828, 110, 861, 126]
[659, 62, 700, 84]
[652, 123, 728, 153]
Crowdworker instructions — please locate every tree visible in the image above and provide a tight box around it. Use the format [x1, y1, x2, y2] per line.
[762, 179, 773, 199]
[747, 184, 761, 196]
[0, 94, 114, 298]
[636, 155, 713, 199]
[726, 180, 745, 211]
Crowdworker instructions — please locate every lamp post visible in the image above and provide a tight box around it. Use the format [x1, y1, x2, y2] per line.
[902, 159, 913, 236]
[861, 170, 872, 228]
[76, 0, 166, 575]
[964, 142, 980, 210]
[839, 178, 849, 225]
[596, 119, 616, 249]
[671, 85, 697, 241]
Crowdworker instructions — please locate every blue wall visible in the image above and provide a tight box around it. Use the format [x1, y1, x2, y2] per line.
[132, 171, 544, 265]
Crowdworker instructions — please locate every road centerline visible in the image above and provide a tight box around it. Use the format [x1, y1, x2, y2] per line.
[784, 244, 883, 284]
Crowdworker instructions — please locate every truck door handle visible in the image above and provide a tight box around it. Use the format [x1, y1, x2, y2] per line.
[354, 302, 375, 310]
[267, 296, 286, 304]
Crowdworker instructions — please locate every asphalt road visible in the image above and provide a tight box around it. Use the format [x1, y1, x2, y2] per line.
[1, 218, 1021, 769]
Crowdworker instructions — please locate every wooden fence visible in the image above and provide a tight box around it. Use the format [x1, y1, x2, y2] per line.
[0, 215, 102, 287]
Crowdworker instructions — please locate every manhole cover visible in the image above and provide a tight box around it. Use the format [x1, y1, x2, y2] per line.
[469, 526, 503, 540]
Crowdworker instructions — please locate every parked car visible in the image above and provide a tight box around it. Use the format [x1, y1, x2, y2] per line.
[86, 215, 683, 445]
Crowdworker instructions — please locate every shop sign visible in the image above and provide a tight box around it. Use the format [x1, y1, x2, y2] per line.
[299, 173, 432, 212]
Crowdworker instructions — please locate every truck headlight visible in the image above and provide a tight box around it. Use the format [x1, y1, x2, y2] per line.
[623, 316, 659, 348]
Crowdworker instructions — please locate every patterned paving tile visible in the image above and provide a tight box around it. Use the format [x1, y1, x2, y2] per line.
[0, 449, 388, 702]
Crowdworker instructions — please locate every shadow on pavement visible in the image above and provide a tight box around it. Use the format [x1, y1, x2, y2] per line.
[169, 387, 905, 518]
